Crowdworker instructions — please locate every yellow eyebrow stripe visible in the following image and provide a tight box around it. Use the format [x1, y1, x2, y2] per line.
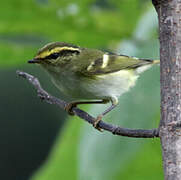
[36, 47, 80, 59]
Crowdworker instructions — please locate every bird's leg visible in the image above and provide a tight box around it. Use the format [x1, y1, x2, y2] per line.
[93, 97, 118, 129]
[65, 99, 109, 131]
[65, 99, 109, 116]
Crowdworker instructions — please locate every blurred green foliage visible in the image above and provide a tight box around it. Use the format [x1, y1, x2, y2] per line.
[0, 0, 162, 179]
[1, 0, 146, 66]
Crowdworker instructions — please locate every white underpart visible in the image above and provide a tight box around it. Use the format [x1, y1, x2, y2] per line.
[102, 54, 109, 68]
[82, 70, 139, 100]
[87, 61, 95, 71]
[135, 64, 152, 74]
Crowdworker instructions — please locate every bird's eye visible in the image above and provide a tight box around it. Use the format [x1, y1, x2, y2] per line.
[49, 53, 60, 59]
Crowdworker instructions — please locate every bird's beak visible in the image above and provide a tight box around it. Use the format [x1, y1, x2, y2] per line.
[28, 58, 42, 64]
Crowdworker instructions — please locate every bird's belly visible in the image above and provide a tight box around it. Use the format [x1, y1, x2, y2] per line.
[50, 72, 95, 100]
[82, 70, 139, 100]
[51, 70, 138, 100]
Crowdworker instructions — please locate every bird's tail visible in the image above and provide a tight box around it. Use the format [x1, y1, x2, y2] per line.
[135, 59, 160, 74]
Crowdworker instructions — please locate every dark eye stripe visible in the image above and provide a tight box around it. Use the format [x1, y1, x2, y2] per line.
[49, 53, 60, 59]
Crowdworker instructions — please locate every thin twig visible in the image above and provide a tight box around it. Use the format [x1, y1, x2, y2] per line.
[16, 70, 159, 138]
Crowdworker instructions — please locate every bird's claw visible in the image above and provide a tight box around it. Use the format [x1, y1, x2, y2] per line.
[93, 115, 103, 132]
[64, 103, 76, 115]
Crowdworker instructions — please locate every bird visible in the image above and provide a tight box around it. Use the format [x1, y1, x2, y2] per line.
[28, 42, 159, 130]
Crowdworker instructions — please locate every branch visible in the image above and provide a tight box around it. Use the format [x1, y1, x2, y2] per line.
[153, 0, 181, 179]
[16, 70, 159, 138]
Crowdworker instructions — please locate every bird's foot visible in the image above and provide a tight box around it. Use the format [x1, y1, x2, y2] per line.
[93, 115, 103, 132]
[64, 102, 77, 115]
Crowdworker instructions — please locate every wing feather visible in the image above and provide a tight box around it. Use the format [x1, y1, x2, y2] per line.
[82, 54, 154, 76]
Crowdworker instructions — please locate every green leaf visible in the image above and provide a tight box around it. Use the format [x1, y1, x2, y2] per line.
[115, 139, 163, 180]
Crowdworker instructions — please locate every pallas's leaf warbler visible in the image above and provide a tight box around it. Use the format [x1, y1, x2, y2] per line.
[28, 42, 159, 129]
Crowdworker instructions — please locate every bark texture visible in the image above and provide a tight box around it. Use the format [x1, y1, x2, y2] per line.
[153, 0, 181, 179]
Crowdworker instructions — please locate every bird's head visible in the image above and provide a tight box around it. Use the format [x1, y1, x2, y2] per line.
[28, 42, 81, 66]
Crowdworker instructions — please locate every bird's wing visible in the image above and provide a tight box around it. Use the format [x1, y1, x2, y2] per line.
[81, 54, 153, 76]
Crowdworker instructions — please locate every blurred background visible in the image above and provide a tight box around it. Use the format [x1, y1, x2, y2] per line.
[0, 0, 162, 180]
